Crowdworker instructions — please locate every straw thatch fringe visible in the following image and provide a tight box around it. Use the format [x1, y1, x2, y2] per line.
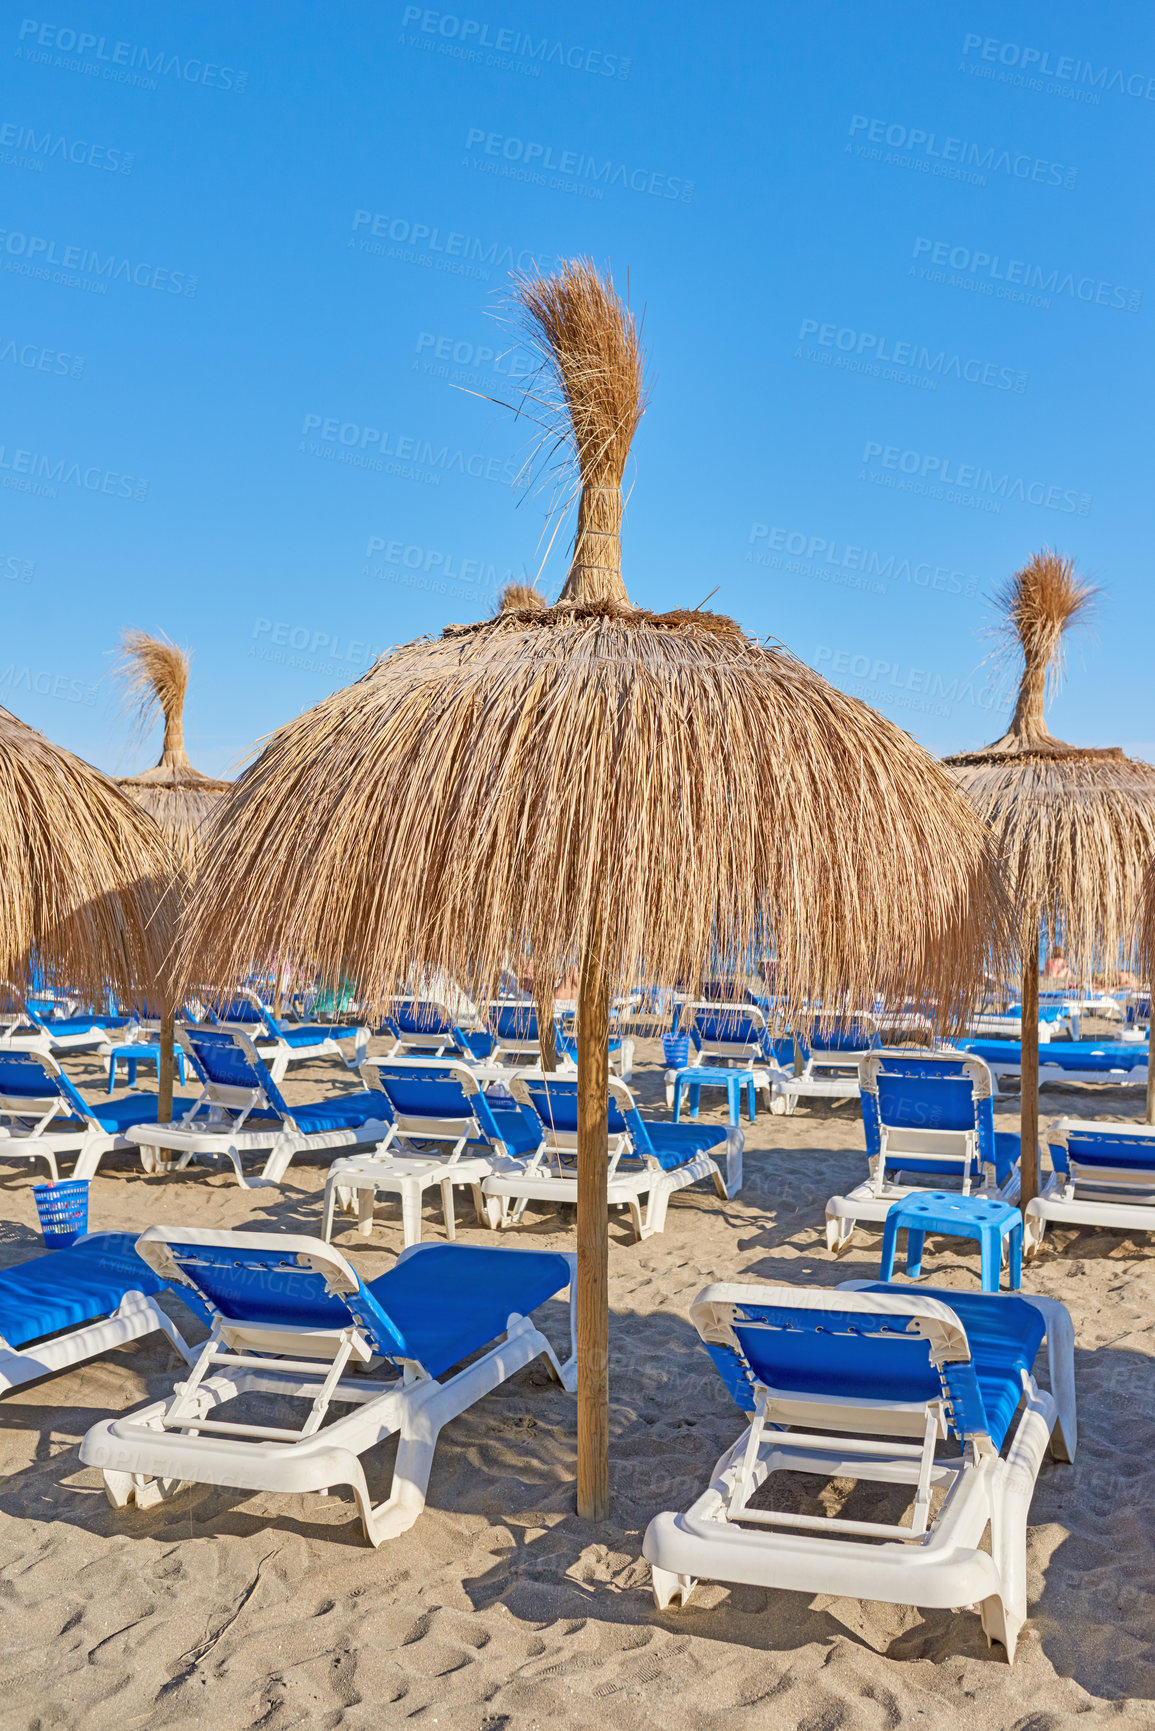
[514, 261, 645, 605]
[947, 550, 1155, 970]
[0, 707, 171, 1000]
[114, 629, 230, 880]
[181, 605, 1011, 1025]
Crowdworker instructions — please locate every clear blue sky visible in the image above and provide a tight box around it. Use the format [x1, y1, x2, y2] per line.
[1, 0, 1151, 776]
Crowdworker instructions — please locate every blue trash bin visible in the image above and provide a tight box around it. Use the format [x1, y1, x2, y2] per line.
[32, 1179, 89, 1249]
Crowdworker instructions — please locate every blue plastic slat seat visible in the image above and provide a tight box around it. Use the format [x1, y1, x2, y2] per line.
[1051, 1131, 1155, 1175]
[958, 1039, 1149, 1070]
[88, 1095, 199, 1134]
[274, 1023, 361, 1047]
[710, 1285, 1045, 1450]
[368, 1244, 570, 1378]
[282, 1091, 389, 1134]
[0, 1233, 168, 1347]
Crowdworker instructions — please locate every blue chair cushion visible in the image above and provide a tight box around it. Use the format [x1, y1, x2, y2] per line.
[366, 1244, 570, 1378]
[1050, 1130, 1155, 1176]
[281, 1091, 387, 1134]
[0, 1232, 167, 1348]
[638, 1121, 729, 1171]
[489, 1106, 542, 1158]
[275, 1023, 361, 1048]
[88, 1095, 199, 1134]
[958, 1039, 1148, 1072]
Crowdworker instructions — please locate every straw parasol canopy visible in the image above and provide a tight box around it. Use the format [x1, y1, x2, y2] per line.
[114, 630, 230, 1112]
[182, 260, 1011, 1517]
[0, 705, 170, 1005]
[946, 551, 1155, 1161]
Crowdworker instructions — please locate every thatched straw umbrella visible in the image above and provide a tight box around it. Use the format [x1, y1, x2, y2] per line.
[0, 705, 170, 1005]
[181, 260, 1010, 1519]
[946, 552, 1155, 1187]
[114, 630, 230, 1116]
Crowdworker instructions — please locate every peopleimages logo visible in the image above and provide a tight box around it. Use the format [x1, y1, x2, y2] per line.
[747, 525, 980, 599]
[960, 33, 1155, 101]
[365, 535, 519, 595]
[797, 319, 1027, 393]
[911, 237, 1141, 313]
[0, 118, 134, 173]
[350, 209, 557, 284]
[0, 334, 84, 377]
[847, 115, 1076, 188]
[298, 413, 520, 488]
[400, 8, 631, 78]
[463, 129, 694, 201]
[0, 440, 148, 501]
[860, 441, 1091, 516]
[815, 645, 1009, 721]
[15, 19, 247, 91]
[0, 228, 197, 296]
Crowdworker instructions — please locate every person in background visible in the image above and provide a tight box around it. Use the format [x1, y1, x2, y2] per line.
[1042, 949, 1072, 982]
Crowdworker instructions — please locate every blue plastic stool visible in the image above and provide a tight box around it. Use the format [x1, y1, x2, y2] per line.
[879, 1190, 1023, 1292]
[672, 1064, 756, 1126]
[106, 1042, 186, 1092]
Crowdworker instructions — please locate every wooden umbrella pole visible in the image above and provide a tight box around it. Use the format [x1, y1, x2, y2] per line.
[1019, 939, 1039, 1216]
[1146, 1005, 1155, 1125]
[576, 943, 610, 1520]
[158, 1008, 175, 1124]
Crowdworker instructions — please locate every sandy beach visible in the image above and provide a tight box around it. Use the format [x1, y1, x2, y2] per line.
[0, 1028, 1153, 1729]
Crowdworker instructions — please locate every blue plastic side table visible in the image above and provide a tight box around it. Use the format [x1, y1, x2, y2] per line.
[879, 1190, 1023, 1292]
[106, 1042, 187, 1093]
[672, 1064, 756, 1126]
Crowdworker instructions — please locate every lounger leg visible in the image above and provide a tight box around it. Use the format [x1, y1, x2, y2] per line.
[1023, 1205, 1047, 1259]
[651, 1565, 697, 1609]
[321, 1177, 338, 1243]
[440, 1178, 457, 1242]
[71, 1138, 106, 1181]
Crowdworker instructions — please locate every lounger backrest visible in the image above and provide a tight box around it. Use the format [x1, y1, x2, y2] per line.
[690, 1282, 991, 1444]
[180, 1027, 292, 1118]
[133, 1226, 414, 1362]
[203, 998, 263, 1026]
[362, 1059, 504, 1145]
[687, 1003, 769, 1058]
[384, 998, 468, 1049]
[242, 989, 286, 1040]
[485, 1001, 541, 1043]
[511, 1074, 646, 1150]
[1048, 1116, 1155, 1175]
[0, 1048, 95, 1125]
[860, 1052, 995, 1162]
[796, 1015, 880, 1059]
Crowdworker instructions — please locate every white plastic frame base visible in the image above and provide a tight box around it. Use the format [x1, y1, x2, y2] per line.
[0, 1290, 194, 1394]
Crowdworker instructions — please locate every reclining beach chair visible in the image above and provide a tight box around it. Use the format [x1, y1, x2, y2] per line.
[825, 1051, 1021, 1253]
[772, 1014, 881, 1115]
[235, 988, 369, 1082]
[955, 1036, 1150, 1094]
[0, 997, 135, 1056]
[1024, 1117, 1155, 1254]
[482, 1074, 742, 1240]
[81, 1227, 576, 1546]
[643, 1278, 1076, 1662]
[0, 1049, 197, 1180]
[379, 997, 494, 1062]
[665, 1002, 792, 1110]
[481, 1001, 634, 1080]
[0, 1231, 196, 1394]
[322, 1058, 540, 1246]
[126, 1028, 391, 1187]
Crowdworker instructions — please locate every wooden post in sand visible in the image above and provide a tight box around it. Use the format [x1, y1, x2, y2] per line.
[576, 945, 610, 1521]
[1019, 937, 1039, 1216]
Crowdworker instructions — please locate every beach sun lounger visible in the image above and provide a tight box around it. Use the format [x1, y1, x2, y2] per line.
[126, 1028, 391, 1187]
[379, 997, 495, 1062]
[81, 1227, 576, 1545]
[825, 1051, 1020, 1253]
[0, 997, 135, 1056]
[322, 1058, 540, 1246]
[0, 1049, 198, 1180]
[772, 1015, 881, 1115]
[642, 1279, 1076, 1662]
[482, 1000, 634, 1080]
[1024, 1117, 1155, 1254]
[482, 1074, 741, 1239]
[954, 1037, 1149, 1093]
[0, 1231, 195, 1394]
[664, 1003, 791, 1110]
[235, 988, 369, 1082]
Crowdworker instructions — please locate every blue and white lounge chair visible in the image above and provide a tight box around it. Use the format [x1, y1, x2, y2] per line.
[955, 1037, 1150, 1094]
[1024, 1117, 1155, 1254]
[825, 1051, 1021, 1253]
[125, 1028, 391, 1187]
[81, 1227, 576, 1546]
[0, 997, 135, 1056]
[0, 1232, 195, 1394]
[235, 988, 369, 1082]
[482, 1000, 634, 1080]
[322, 1058, 540, 1246]
[666, 1002, 793, 1110]
[379, 998, 495, 1062]
[0, 1049, 197, 1180]
[643, 1278, 1076, 1662]
[482, 1074, 742, 1239]
[772, 1014, 882, 1115]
